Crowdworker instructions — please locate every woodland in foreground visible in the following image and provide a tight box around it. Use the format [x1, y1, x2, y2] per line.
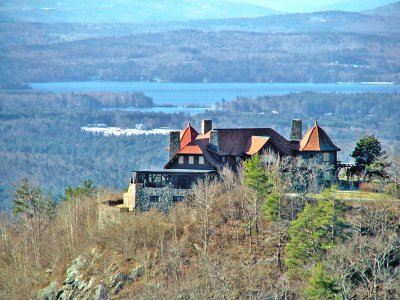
[1, 153, 399, 299]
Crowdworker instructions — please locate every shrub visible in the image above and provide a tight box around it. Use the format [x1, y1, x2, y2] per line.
[359, 182, 380, 193]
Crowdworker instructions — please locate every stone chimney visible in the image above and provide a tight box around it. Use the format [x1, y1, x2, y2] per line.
[289, 119, 302, 141]
[169, 131, 180, 158]
[209, 130, 219, 152]
[201, 119, 212, 135]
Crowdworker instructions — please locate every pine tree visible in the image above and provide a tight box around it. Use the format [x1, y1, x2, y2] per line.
[12, 178, 56, 230]
[351, 135, 384, 166]
[305, 263, 340, 300]
[285, 191, 347, 276]
[351, 135, 386, 180]
[13, 178, 43, 218]
[262, 193, 281, 222]
[243, 154, 273, 250]
[62, 179, 96, 201]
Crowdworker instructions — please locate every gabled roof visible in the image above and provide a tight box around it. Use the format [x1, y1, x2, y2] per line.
[165, 131, 222, 169]
[180, 122, 199, 149]
[243, 136, 271, 155]
[179, 140, 203, 155]
[299, 121, 340, 151]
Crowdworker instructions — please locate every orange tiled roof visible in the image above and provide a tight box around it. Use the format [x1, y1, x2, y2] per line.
[180, 122, 199, 149]
[243, 136, 270, 155]
[300, 122, 340, 151]
[179, 132, 209, 155]
[179, 140, 203, 154]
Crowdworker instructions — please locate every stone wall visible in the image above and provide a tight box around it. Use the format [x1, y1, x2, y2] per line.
[289, 119, 302, 141]
[135, 186, 191, 212]
[169, 131, 180, 159]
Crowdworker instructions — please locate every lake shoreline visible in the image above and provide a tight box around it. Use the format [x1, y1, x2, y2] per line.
[29, 81, 400, 113]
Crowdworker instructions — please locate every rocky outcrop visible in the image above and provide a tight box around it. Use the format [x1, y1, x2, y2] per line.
[37, 249, 145, 300]
[37, 281, 60, 300]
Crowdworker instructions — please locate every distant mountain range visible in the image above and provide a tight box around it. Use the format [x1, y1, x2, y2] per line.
[0, 0, 277, 23]
[0, 0, 399, 23]
[0, 1, 398, 84]
[364, 0, 400, 16]
[240, 0, 395, 13]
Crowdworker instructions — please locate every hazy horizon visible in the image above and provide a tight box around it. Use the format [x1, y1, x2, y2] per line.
[0, 0, 397, 24]
[229, 0, 395, 13]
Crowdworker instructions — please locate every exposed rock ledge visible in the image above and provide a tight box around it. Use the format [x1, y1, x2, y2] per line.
[37, 249, 144, 300]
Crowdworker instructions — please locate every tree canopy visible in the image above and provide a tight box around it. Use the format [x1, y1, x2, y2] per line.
[351, 135, 384, 166]
[285, 189, 347, 276]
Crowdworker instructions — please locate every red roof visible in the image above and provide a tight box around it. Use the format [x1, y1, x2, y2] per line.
[165, 121, 340, 169]
[180, 122, 199, 149]
[179, 140, 203, 154]
[300, 122, 340, 151]
[243, 136, 270, 155]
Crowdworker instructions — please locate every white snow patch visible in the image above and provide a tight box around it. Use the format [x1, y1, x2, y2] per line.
[81, 126, 174, 137]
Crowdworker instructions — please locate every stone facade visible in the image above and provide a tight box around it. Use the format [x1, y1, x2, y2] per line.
[169, 131, 180, 158]
[289, 119, 302, 141]
[209, 130, 219, 151]
[201, 119, 213, 135]
[134, 185, 191, 212]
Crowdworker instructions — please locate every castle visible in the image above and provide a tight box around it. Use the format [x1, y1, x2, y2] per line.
[122, 119, 340, 211]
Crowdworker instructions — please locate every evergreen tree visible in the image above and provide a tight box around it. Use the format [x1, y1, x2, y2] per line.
[351, 135, 386, 179]
[285, 191, 347, 276]
[12, 178, 56, 226]
[62, 180, 96, 202]
[305, 263, 340, 300]
[262, 193, 281, 222]
[13, 178, 43, 217]
[243, 154, 270, 198]
[243, 154, 273, 250]
[351, 135, 384, 166]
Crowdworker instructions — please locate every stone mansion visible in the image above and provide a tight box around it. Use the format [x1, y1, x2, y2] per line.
[121, 119, 340, 211]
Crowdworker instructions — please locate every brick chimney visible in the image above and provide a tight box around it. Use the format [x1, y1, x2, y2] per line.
[289, 119, 302, 141]
[209, 130, 219, 152]
[201, 119, 212, 135]
[169, 131, 180, 158]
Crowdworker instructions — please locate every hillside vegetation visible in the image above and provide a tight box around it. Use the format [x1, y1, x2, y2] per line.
[2, 30, 398, 84]
[1, 163, 399, 299]
[1, 91, 398, 209]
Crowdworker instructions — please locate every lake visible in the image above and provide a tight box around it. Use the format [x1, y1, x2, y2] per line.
[31, 82, 400, 113]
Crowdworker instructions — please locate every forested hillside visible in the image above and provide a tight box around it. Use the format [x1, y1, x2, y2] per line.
[0, 162, 399, 299]
[2, 30, 398, 84]
[1, 91, 398, 210]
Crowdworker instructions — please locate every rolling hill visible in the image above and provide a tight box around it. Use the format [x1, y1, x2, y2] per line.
[364, 0, 400, 16]
[0, 0, 278, 23]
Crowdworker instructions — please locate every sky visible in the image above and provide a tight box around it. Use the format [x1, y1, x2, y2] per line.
[229, 0, 395, 13]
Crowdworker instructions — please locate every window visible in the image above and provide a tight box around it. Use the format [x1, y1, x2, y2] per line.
[173, 195, 184, 202]
[222, 156, 226, 163]
[235, 156, 241, 163]
[178, 156, 184, 164]
[149, 196, 159, 202]
[323, 152, 330, 162]
[199, 156, 204, 164]
[189, 156, 194, 164]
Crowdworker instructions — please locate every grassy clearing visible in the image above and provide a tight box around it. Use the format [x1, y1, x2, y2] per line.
[313, 190, 396, 201]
